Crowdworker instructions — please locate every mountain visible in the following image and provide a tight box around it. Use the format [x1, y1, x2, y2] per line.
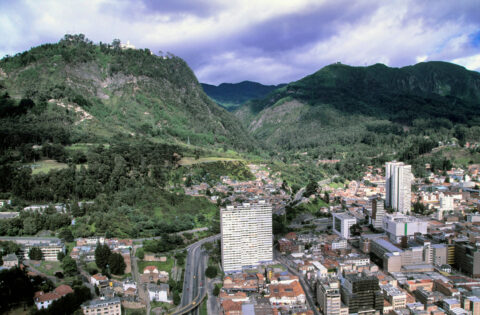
[0, 34, 254, 151]
[235, 61, 480, 150]
[201, 81, 285, 110]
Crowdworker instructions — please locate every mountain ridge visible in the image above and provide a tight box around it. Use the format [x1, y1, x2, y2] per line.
[201, 80, 285, 111]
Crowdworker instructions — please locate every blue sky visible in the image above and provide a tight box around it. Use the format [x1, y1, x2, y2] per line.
[1, 0, 479, 84]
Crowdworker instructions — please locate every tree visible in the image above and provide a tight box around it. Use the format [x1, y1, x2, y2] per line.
[136, 248, 144, 260]
[304, 180, 319, 197]
[173, 290, 181, 305]
[108, 252, 126, 275]
[62, 255, 78, 276]
[57, 252, 66, 261]
[205, 266, 218, 278]
[213, 285, 221, 296]
[58, 228, 74, 242]
[94, 244, 111, 269]
[0, 255, 2, 266]
[29, 247, 43, 260]
[349, 223, 362, 237]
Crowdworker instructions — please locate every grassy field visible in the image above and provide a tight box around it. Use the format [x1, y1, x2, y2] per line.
[178, 157, 242, 166]
[138, 257, 174, 274]
[328, 181, 347, 189]
[30, 159, 69, 175]
[36, 260, 62, 276]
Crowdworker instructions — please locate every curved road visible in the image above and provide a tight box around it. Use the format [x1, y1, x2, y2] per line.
[170, 234, 219, 315]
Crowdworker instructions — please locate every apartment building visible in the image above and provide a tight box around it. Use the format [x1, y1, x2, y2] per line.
[340, 273, 383, 315]
[81, 297, 121, 315]
[385, 162, 412, 214]
[382, 284, 407, 310]
[221, 201, 273, 273]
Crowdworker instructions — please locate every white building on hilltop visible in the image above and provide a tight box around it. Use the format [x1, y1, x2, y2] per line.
[221, 201, 273, 273]
[385, 162, 413, 214]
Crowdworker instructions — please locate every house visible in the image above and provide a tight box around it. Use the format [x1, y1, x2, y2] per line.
[221, 300, 243, 315]
[34, 285, 73, 309]
[90, 273, 108, 286]
[141, 266, 169, 283]
[266, 280, 306, 305]
[147, 283, 171, 303]
[2, 253, 19, 268]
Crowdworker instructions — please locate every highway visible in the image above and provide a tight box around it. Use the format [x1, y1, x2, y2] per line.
[170, 234, 220, 315]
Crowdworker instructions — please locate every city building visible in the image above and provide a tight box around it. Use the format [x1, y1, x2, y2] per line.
[463, 296, 480, 315]
[370, 197, 385, 230]
[382, 284, 407, 310]
[383, 213, 428, 243]
[81, 297, 121, 315]
[340, 273, 383, 315]
[221, 201, 273, 273]
[454, 241, 480, 278]
[385, 162, 413, 214]
[333, 212, 357, 239]
[147, 283, 171, 303]
[23, 240, 65, 261]
[318, 279, 342, 315]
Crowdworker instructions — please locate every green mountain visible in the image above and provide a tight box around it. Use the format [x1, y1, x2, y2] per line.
[201, 81, 285, 110]
[236, 62, 480, 151]
[0, 34, 254, 151]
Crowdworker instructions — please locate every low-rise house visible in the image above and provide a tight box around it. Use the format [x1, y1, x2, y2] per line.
[90, 273, 108, 286]
[2, 253, 19, 268]
[147, 283, 171, 303]
[34, 285, 73, 310]
[140, 265, 168, 283]
[266, 280, 306, 305]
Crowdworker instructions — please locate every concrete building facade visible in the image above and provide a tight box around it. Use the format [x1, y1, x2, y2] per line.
[221, 201, 273, 273]
[385, 162, 412, 214]
[333, 212, 357, 239]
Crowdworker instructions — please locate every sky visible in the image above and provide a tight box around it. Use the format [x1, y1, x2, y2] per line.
[1, 0, 479, 85]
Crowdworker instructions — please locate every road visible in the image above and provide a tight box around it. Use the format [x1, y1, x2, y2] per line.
[274, 250, 320, 315]
[170, 234, 220, 315]
[132, 227, 209, 242]
[131, 245, 151, 314]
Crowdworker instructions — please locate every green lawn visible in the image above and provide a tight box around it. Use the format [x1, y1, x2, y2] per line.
[36, 260, 62, 277]
[138, 257, 174, 274]
[28, 160, 87, 175]
[328, 182, 346, 189]
[30, 160, 68, 175]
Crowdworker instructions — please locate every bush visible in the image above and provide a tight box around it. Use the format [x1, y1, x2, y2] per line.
[205, 266, 217, 279]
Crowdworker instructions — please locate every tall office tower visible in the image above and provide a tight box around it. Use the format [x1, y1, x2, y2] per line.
[371, 197, 385, 230]
[340, 273, 384, 315]
[385, 161, 413, 214]
[221, 201, 273, 273]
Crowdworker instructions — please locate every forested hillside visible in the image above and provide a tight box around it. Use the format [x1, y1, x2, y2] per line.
[0, 35, 254, 238]
[0, 34, 254, 150]
[201, 81, 285, 110]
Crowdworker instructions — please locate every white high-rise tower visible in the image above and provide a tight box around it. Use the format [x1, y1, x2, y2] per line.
[385, 162, 413, 214]
[221, 201, 273, 273]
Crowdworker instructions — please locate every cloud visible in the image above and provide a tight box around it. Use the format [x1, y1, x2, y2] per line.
[0, 0, 479, 84]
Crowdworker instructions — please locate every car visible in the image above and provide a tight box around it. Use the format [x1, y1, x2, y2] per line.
[192, 301, 196, 305]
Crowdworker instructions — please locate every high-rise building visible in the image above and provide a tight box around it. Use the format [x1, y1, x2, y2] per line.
[221, 201, 273, 273]
[370, 197, 385, 230]
[385, 162, 413, 214]
[454, 241, 480, 278]
[318, 279, 342, 315]
[340, 273, 383, 315]
[333, 212, 357, 239]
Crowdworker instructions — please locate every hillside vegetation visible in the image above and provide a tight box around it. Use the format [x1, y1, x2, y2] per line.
[236, 62, 480, 178]
[201, 81, 285, 110]
[0, 34, 254, 150]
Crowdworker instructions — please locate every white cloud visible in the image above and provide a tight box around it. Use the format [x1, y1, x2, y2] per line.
[452, 54, 480, 71]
